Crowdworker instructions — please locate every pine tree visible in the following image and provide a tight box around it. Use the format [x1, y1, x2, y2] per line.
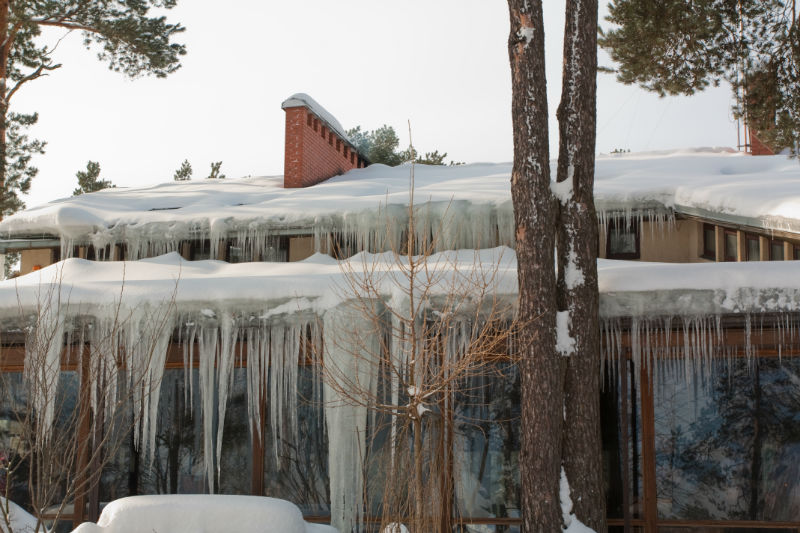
[507, 0, 606, 530]
[599, 0, 799, 154]
[0, 1, 186, 220]
[73, 161, 113, 196]
[206, 161, 225, 179]
[345, 125, 452, 166]
[2, 112, 44, 217]
[173, 159, 192, 181]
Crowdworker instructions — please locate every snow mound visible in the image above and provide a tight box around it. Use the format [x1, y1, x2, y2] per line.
[70, 495, 336, 533]
[0, 497, 42, 533]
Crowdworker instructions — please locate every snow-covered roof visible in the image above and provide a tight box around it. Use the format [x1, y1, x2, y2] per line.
[2, 149, 800, 253]
[281, 92, 353, 149]
[2, 249, 800, 322]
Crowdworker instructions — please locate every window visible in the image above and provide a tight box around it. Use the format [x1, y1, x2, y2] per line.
[770, 240, 784, 261]
[746, 234, 760, 261]
[724, 230, 737, 262]
[606, 219, 640, 260]
[702, 224, 716, 260]
[794, 245, 800, 260]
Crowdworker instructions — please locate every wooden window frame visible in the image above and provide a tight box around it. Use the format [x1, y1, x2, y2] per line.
[606, 219, 640, 260]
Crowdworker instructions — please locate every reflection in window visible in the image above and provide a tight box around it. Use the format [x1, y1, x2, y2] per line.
[607, 220, 640, 260]
[453, 363, 520, 524]
[601, 361, 642, 520]
[101, 368, 251, 501]
[655, 357, 800, 521]
[263, 366, 329, 515]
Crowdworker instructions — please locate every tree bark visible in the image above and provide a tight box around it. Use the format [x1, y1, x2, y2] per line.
[555, 0, 606, 531]
[507, 2, 565, 531]
[0, 0, 9, 222]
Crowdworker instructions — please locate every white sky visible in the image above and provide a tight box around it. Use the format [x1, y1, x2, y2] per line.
[15, 1, 739, 209]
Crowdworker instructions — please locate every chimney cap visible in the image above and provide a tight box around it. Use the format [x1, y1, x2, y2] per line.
[282, 93, 349, 141]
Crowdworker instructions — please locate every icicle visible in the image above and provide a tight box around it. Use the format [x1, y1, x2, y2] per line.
[197, 322, 219, 493]
[323, 305, 381, 533]
[215, 313, 238, 482]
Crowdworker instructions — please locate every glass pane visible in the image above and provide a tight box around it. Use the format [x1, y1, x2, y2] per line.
[771, 242, 784, 260]
[610, 226, 637, 255]
[655, 357, 800, 521]
[795, 246, 800, 260]
[602, 361, 642, 520]
[264, 365, 329, 516]
[453, 363, 520, 522]
[724, 233, 737, 260]
[219, 368, 252, 493]
[747, 238, 760, 261]
[704, 228, 716, 255]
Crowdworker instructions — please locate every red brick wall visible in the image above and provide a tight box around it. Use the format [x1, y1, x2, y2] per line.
[283, 106, 366, 188]
[749, 130, 775, 156]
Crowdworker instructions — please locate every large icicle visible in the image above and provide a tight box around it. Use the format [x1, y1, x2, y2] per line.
[323, 305, 381, 533]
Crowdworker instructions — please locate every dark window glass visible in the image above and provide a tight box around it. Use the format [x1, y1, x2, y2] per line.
[607, 220, 640, 259]
[703, 225, 716, 259]
[452, 363, 521, 521]
[655, 357, 800, 522]
[724, 231, 737, 261]
[771, 241, 784, 261]
[263, 365, 330, 516]
[602, 361, 642, 520]
[746, 235, 760, 261]
[794, 245, 800, 260]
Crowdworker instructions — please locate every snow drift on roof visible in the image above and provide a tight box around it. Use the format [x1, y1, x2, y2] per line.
[2, 249, 800, 320]
[2, 149, 800, 253]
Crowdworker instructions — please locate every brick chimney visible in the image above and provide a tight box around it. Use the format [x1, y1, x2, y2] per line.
[748, 129, 776, 156]
[282, 93, 368, 188]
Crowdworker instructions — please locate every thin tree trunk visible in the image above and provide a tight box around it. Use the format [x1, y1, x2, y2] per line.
[507, 2, 564, 531]
[555, 0, 606, 530]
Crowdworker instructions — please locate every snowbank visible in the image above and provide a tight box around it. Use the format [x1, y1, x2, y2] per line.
[0, 497, 42, 533]
[70, 495, 336, 533]
[3, 149, 799, 257]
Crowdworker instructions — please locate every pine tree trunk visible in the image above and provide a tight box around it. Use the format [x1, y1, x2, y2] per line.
[506, 2, 565, 531]
[0, 0, 8, 222]
[555, 0, 606, 530]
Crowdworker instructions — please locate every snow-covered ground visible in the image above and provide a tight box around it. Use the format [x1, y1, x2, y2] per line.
[70, 495, 336, 533]
[2, 149, 799, 257]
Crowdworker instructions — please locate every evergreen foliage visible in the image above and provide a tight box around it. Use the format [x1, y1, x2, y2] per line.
[600, 0, 800, 154]
[73, 160, 113, 195]
[346, 125, 453, 166]
[3, 251, 18, 278]
[1, 112, 44, 217]
[206, 161, 225, 179]
[173, 159, 192, 181]
[0, 0, 186, 219]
